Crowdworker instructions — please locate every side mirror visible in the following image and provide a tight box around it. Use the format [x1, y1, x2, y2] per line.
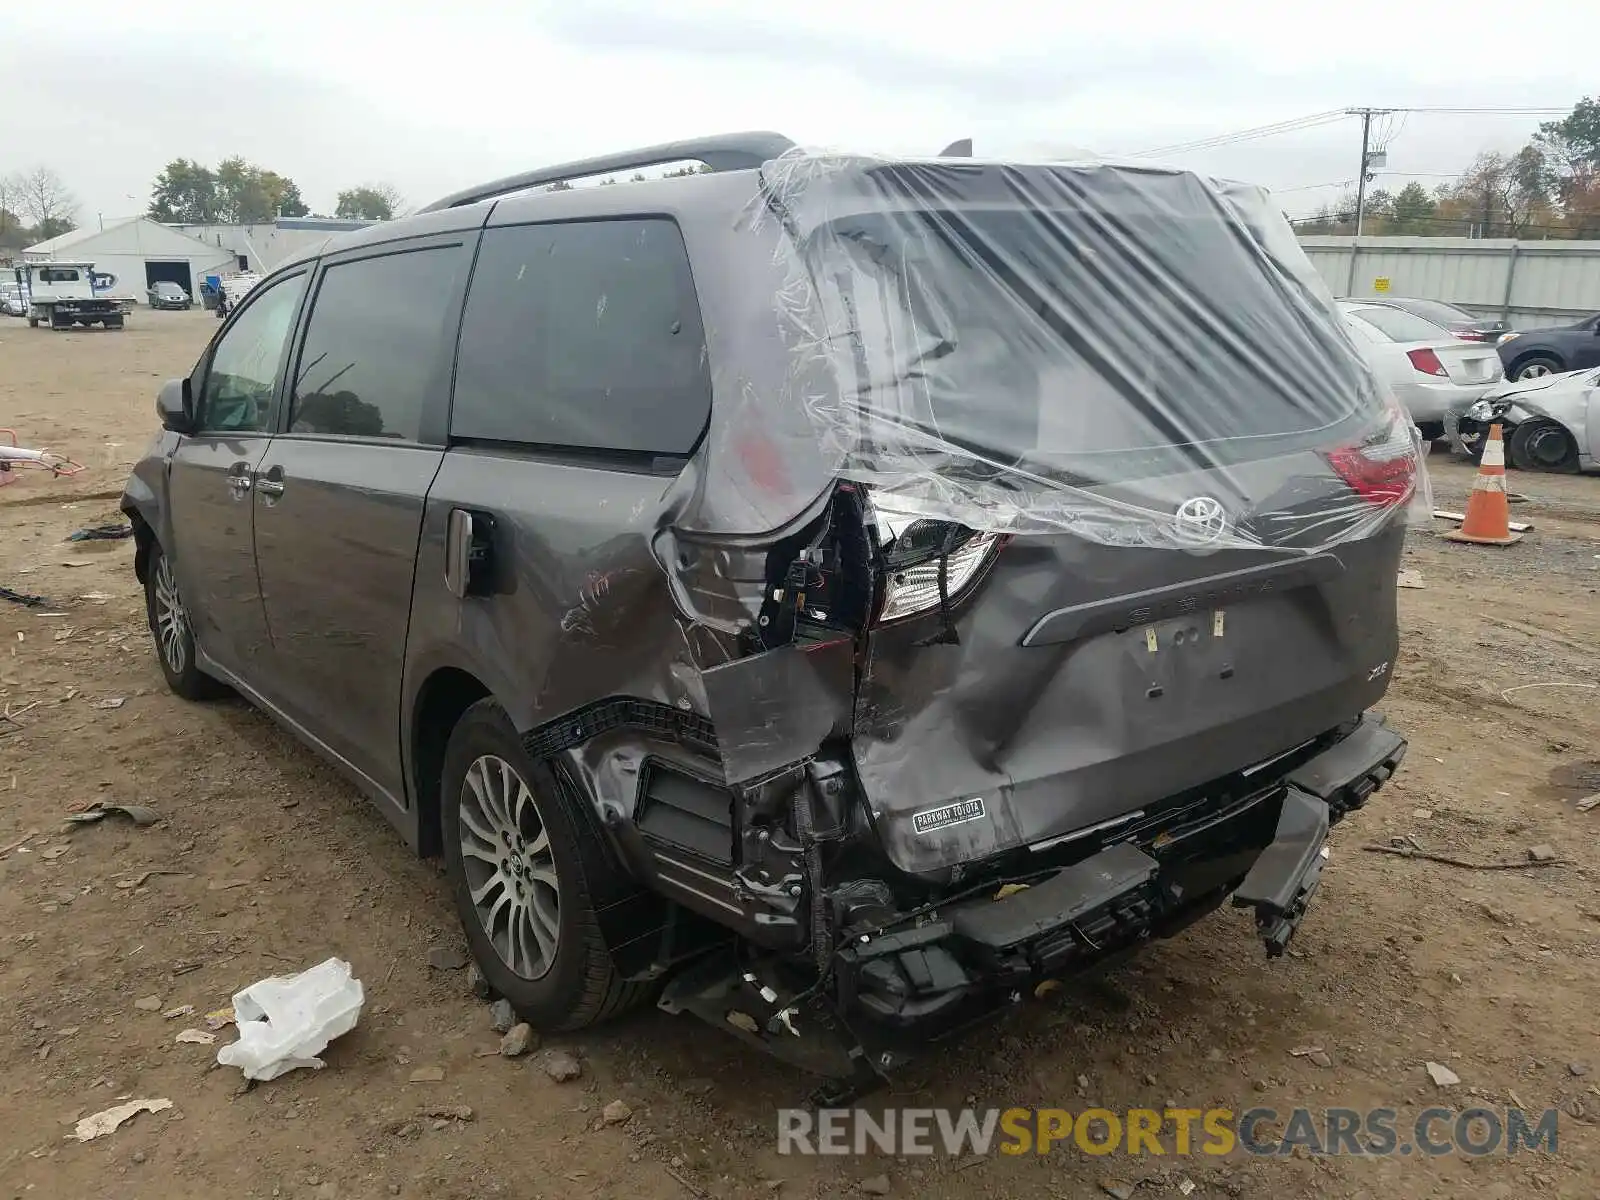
[156, 378, 195, 435]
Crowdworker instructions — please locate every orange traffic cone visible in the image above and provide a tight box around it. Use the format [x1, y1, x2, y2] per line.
[1442, 423, 1523, 546]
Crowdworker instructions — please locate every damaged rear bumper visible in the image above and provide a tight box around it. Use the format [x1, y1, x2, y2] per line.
[659, 715, 1404, 1085]
[857, 714, 1404, 1026]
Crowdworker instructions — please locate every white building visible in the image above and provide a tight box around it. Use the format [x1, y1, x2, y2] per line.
[163, 217, 373, 276]
[23, 217, 237, 301]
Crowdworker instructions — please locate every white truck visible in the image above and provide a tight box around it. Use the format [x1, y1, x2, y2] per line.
[14, 260, 126, 330]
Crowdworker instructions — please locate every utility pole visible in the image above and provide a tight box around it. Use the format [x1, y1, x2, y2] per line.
[1348, 107, 1399, 237]
[1353, 109, 1373, 236]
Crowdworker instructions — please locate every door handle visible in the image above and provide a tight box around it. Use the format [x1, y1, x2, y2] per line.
[225, 461, 252, 500]
[445, 508, 496, 598]
[256, 463, 286, 501]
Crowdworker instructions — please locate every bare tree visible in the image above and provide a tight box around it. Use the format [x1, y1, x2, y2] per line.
[16, 166, 79, 239]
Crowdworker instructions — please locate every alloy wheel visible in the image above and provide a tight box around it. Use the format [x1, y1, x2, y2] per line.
[153, 554, 189, 674]
[1516, 361, 1553, 380]
[458, 755, 561, 980]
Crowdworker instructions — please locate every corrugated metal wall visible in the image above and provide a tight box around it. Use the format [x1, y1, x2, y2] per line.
[1297, 236, 1600, 329]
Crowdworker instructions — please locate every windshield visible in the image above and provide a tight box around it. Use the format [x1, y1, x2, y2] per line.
[805, 200, 1378, 481]
[1342, 305, 1450, 343]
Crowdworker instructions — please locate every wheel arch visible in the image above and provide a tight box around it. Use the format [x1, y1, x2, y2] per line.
[1505, 347, 1564, 377]
[409, 666, 493, 858]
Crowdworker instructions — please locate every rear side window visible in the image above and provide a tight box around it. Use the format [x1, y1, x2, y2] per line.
[1345, 306, 1447, 343]
[290, 246, 465, 442]
[451, 218, 710, 456]
[1394, 298, 1473, 326]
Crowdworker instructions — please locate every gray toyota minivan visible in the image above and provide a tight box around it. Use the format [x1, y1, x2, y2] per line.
[122, 133, 1414, 1097]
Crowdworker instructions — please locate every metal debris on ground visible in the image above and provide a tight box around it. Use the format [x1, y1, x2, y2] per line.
[92, 697, 127, 710]
[1362, 835, 1565, 871]
[65, 523, 134, 542]
[175, 1028, 216, 1045]
[71, 1097, 172, 1142]
[0, 585, 48, 608]
[64, 801, 160, 827]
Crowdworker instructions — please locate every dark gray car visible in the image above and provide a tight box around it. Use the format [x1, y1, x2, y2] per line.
[121, 133, 1413, 1098]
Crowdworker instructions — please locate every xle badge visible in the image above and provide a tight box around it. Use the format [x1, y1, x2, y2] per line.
[912, 797, 987, 835]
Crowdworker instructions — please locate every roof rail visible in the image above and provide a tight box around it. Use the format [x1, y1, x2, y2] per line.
[417, 131, 797, 213]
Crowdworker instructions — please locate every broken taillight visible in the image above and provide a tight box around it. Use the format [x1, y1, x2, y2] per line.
[876, 520, 1002, 623]
[1323, 413, 1419, 506]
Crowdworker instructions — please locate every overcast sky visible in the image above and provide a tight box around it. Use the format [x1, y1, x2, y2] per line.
[2, 1, 1595, 225]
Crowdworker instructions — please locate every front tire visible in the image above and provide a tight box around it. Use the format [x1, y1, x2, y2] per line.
[1508, 418, 1579, 473]
[440, 700, 650, 1031]
[144, 541, 223, 700]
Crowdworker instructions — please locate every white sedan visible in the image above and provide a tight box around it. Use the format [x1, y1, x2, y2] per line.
[1339, 301, 1503, 438]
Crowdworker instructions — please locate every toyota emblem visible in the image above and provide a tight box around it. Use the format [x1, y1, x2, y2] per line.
[1173, 496, 1228, 545]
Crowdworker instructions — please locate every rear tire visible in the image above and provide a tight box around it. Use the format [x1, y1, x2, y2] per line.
[144, 541, 225, 700]
[1508, 418, 1579, 473]
[440, 699, 652, 1031]
[1509, 354, 1561, 381]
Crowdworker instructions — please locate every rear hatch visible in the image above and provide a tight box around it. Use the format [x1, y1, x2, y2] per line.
[776, 160, 1420, 874]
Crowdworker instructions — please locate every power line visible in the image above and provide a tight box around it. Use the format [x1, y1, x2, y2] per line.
[1127, 110, 1349, 158]
[1393, 106, 1570, 115]
[1129, 104, 1574, 161]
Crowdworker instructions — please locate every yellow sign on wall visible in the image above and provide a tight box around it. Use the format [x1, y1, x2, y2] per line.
[1373, 276, 1391, 292]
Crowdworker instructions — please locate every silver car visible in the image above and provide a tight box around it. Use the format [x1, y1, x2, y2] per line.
[0, 282, 26, 317]
[1339, 301, 1503, 439]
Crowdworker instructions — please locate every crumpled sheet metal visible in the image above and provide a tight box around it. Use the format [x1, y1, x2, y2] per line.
[703, 148, 1431, 553]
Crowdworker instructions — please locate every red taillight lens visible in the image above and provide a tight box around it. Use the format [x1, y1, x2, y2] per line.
[1324, 418, 1418, 506]
[1406, 347, 1448, 376]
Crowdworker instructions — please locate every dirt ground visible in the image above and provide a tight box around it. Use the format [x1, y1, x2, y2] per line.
[1, 309, 1597, 1200]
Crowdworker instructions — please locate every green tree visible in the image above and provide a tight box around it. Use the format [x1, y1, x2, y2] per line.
[333, 183, 403, 221]
[1388, 181, 1437, 234]
[148, 158, 218, 222]
[149, 158, 307, 223]
[269, 174, 310, 218]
